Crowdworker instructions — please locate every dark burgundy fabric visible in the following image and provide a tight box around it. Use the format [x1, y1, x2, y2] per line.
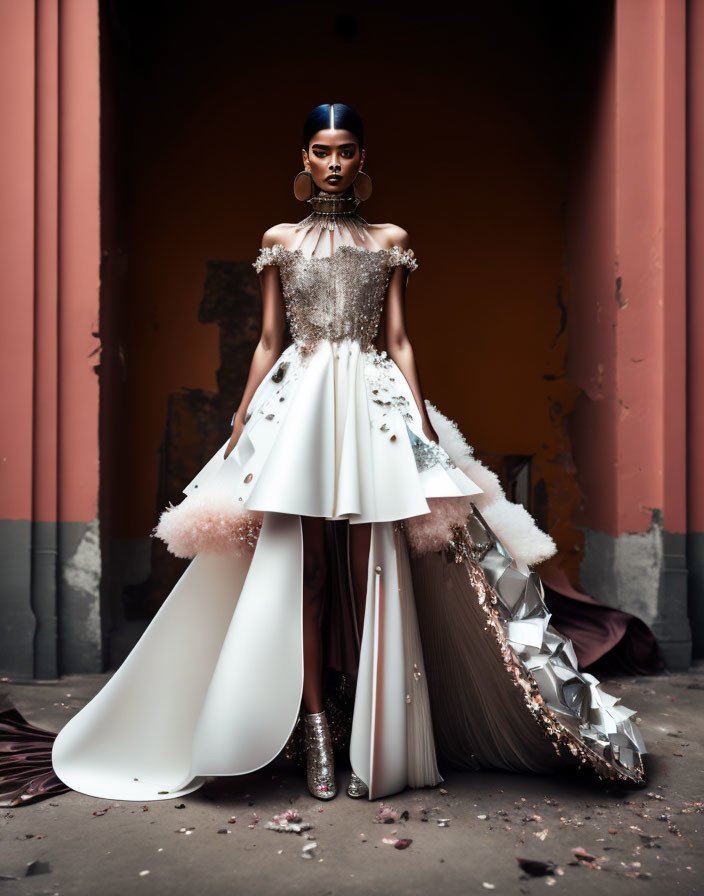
[541, 569, 665, 675]
[0, 703, 69, 807]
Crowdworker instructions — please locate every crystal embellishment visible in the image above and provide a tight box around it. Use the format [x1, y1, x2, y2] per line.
[408, 430, 457, 473]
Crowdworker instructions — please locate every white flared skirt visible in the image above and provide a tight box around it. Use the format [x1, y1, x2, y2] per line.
[51, 511, 440, 801]
[181, 338, 483, 524]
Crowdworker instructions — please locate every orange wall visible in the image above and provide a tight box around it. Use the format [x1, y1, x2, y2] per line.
[107, 6, 586, 559]
[690, 0, 704, 535]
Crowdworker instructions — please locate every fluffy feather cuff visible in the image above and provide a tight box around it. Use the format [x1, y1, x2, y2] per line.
[152, 490, 263, 559]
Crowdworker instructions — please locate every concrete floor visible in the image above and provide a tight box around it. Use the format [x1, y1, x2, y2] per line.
[1, 664, 703, 896]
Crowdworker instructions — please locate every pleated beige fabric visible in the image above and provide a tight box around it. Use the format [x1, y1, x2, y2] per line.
[410, 550, 573, 775]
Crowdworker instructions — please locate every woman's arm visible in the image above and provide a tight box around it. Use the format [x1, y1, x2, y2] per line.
[381, 227, 439, 444]
[223, 229, 287, 459]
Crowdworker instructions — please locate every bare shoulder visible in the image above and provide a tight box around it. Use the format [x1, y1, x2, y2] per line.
[261, 223, 299, 250]
[367, 222, 410, 250]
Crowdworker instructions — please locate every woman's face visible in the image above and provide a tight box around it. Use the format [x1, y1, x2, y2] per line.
[302, 128, 365, 193]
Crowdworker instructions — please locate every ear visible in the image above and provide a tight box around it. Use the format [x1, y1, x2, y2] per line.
[359, 148, 366, 170]
[301, 149, 311, 171]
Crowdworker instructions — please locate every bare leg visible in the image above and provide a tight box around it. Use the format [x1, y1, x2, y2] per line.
[348, 522, 372, 643]
[301, 515, 327, 714]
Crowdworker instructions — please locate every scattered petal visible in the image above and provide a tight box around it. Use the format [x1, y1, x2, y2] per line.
[301, 839, 318, 860]
[533, 829, 549, 841]
[381, 837, 412, 849]
[266, 808, 311, 833]
[267, 820, 311, 833]
[373, 806, 401, 824]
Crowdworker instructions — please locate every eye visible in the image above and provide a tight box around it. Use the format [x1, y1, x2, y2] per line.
[313, 150, 327, 157]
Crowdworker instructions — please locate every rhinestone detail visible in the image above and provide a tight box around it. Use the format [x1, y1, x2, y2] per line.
[346, 771, 369, 799]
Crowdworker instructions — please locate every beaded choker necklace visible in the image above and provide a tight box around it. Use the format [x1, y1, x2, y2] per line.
[295, 189, 369, 235]
[307, 190, 360, 215]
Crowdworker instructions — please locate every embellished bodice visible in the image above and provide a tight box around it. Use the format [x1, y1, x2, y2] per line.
[253, 243, 418, 352]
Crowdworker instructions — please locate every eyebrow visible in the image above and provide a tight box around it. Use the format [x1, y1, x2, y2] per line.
[310, 142, 357, 150]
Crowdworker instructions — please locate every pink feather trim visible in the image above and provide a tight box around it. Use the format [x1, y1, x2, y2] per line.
[151, 491, 263, 559]
[403, 496, 473, 556]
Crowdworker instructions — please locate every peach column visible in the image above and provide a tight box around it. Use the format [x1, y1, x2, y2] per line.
[0, 1, 37, 676]
[54, 0, 102, 675]
[58, 0, 101, 525]
[0, 0, 102, 679]
[567, 0, 690, 668]
[688, 0, 704, 656]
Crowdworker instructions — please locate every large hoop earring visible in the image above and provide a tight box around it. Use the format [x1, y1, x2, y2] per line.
[353, 170, 372, 201]
[293, 170, 315, 201]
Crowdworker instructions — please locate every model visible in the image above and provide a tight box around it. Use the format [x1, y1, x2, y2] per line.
[50, 103, 646, 804]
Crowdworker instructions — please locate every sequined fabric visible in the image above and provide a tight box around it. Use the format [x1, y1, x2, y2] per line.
[304, 711, 336, 799]
[346, 771, 369, 798]
[253, 243, 418, 353]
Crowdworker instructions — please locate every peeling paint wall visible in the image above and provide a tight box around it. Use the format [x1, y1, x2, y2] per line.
[580, 511, 689, 667]
[60, 518, 103, 673]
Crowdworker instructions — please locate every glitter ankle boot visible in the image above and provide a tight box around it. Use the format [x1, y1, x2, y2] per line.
[304, 710, 336, 800]
[346, 771, 369, 798]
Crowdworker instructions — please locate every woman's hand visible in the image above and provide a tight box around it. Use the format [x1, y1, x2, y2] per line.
[223, 414, 245, 460]
[422, 418, 439, 444]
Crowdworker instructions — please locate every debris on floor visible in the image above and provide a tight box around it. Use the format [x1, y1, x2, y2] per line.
[266, 809, 312, 833]
[381, 836, 412, 849]
[516, 857, 561, 877]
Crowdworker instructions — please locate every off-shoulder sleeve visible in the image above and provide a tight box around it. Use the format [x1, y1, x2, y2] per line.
[387, 245, 418, 273]
[252, 244, 283, 274]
